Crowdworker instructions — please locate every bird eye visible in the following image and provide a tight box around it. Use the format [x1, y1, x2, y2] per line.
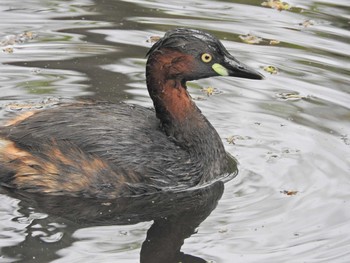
[201, 53, 212, 63]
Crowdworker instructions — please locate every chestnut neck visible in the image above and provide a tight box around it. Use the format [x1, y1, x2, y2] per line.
[146, 49, 228, 179]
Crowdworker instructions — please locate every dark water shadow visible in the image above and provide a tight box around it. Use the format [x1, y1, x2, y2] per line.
[0, 181, 224, 262]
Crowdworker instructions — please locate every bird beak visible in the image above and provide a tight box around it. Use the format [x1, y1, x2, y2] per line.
[212, 55, 264, 80]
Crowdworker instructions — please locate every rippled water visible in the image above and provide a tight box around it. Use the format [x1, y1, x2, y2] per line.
[0, 0, 349, 262]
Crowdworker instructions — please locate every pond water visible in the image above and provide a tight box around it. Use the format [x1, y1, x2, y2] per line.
[0, 0, 349, 262]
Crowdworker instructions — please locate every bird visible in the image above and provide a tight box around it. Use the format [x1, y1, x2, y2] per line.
[0, 28, 263, 198]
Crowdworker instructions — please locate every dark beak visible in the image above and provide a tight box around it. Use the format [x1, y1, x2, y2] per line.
[212, 54, 264, 80]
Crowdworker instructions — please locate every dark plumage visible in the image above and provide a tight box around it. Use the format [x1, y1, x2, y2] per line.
[0, 28, 263, 198]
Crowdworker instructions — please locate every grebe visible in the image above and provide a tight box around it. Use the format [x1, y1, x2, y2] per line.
[0, 28, 263, 198]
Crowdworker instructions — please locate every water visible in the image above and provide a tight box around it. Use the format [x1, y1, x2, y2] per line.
[0, 0, 349, 262]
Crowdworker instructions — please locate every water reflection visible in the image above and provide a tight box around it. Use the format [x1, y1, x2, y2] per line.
[0, 181, 224, 263]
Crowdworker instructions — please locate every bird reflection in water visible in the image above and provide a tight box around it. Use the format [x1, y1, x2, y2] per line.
[1, 181, 226, 262]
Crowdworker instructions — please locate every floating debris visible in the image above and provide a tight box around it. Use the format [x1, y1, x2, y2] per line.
[146, 35, 161, 43]
[269, 39, 280, 45]
[0, 35, 16, 46]
[17, 31, 36, 43]
[239, 34, 279, 45]
[201, 87, 221, 96]
[263, 65, 279, 74]
[226, 135, 253, 145]
[261, 0, 291, 11]
[299, 19, 315, 28]
[1, 31, 36, 46]
[280, 190, 298, 196]
[23, 31, 35, 39]
[226, 136, 236, 145]
[2, 47, 13, 54]
[275, 91, 306, 101]
[239, 34, 262, 44]
[1, 31, 37, 53]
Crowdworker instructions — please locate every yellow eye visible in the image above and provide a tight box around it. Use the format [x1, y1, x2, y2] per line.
[201, 53, 212, 63]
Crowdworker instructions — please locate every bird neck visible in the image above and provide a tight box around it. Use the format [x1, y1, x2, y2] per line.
[146, 50, 229, 180]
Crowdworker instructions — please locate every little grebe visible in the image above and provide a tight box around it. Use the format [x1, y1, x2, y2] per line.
[0, 28, 263, 198]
